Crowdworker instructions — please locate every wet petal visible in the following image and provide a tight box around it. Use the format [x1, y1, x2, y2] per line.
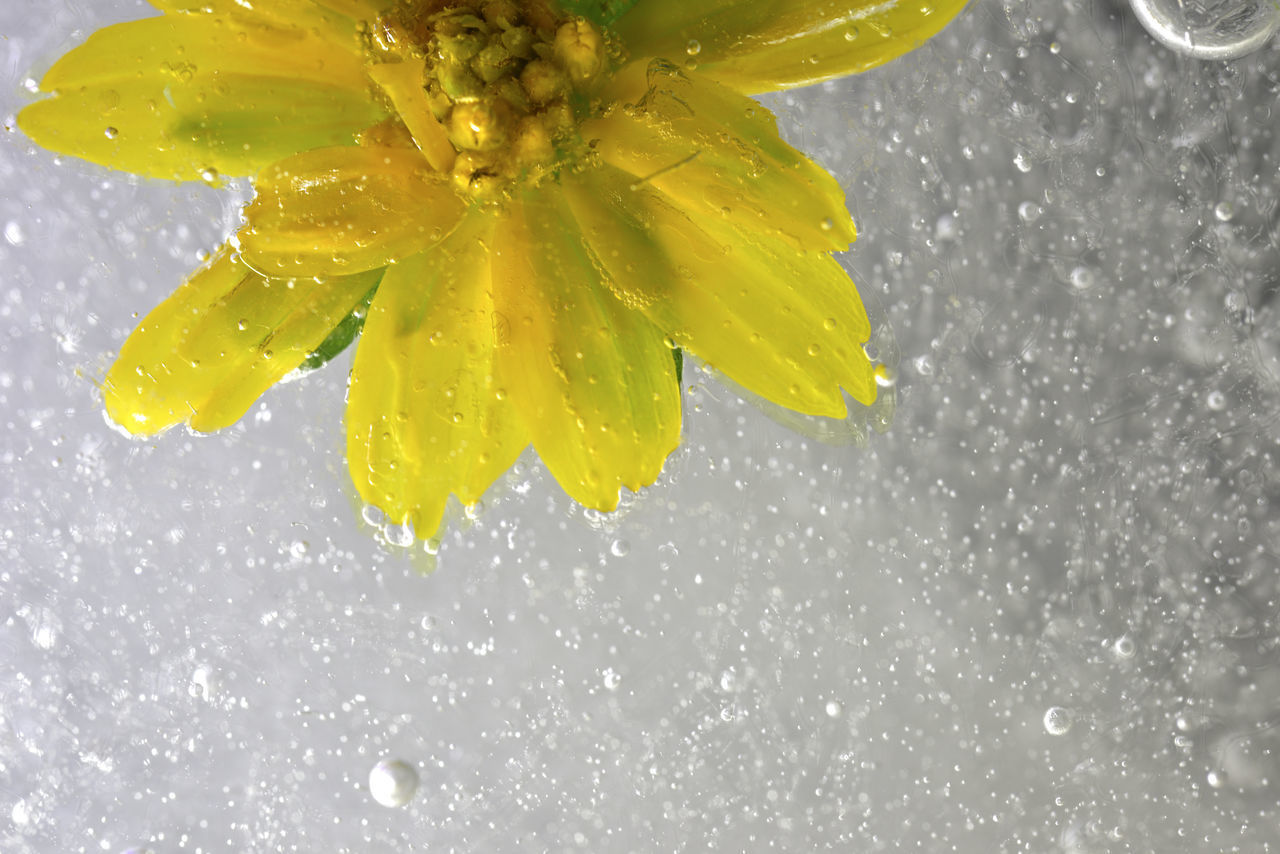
[104, 244, 380, 434]
[564, 164, 876, 417]
[584, 59, 856, 252]
[614, 0, 969, 93]
[18, 14, 382, 181]
[346, 215, 527, 534]
[238, 146, 467, 277]
[491, 189, 681, 512]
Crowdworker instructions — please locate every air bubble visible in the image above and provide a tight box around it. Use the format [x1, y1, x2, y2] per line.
[1112, 635, 1136, 659]
[1017, 201, 1042, 223]
[1043, 706, 1073, 735]
[368, 759, 419, 807]
[1130, 0, 1280, 59]
[1069, 266, 1096, 290]
[4, 221, 25, 246]
[610, 538, 630, 557]
[1213, 201, 1235, 222]
[1206, 389, 1226, 411]
[825, 700, 843, 718]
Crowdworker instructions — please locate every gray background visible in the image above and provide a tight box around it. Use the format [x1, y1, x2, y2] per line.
[3, 0, 1280, 851]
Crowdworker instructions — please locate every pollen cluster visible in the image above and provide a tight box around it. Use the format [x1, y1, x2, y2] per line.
[367, 0, 612, 197]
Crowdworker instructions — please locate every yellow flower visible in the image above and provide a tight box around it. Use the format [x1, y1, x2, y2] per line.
[20, 0, 967, 538]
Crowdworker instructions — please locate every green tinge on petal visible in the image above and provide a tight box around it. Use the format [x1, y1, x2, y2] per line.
[103, 245, 381, 435]
[346, 216, 527, 535]
[238, 146, 466, 277]
[614, 0, 969, 94]
[492, 189, 681, 512]
[585, 59, 856, 252]
[18, 14, 383, 181]
[565, 164, 876, 418]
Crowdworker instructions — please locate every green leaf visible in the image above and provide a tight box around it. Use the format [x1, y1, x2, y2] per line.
[299, 272, 383, 372]
[555, 0, 639, 27]
[673, 347, 683, 385]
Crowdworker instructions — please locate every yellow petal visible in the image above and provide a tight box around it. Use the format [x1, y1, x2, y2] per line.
[346, 215, 527, 535]
[584, 59, 856, 252]
[491, 189, 681, 512]
[564, 164, 876, 417]
[150, 0, 390, 27]
[614, 0, 969, 93]
[104, 244, 381, 434]
[367, 59, 458, 173]
[18, 14, 382, 181]
[238, 146, 467, 277]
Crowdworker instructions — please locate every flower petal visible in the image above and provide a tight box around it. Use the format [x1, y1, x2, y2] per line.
[238, 146, 467, 278]
[614, 0, 969, 93]
[564, 164, 876, 417]
[491, 189, 681, 512]
[18, 13, 382, 181]
[104, 244, 381, 434]
[346, 215, 527, 534]
[584, 59, 856, 252]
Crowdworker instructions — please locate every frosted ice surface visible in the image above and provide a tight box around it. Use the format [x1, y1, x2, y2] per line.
[3, 0, 1280, 852]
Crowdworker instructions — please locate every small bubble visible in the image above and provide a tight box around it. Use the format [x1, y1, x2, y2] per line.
[103, 126, 119, 139]
[610, 538, 630, 557]
[1017, 201, 1042, 223]
[685, 39, 701, 56]
[1013, 151, 1033, 173]
[825, 700, 843, 718]
[602, 668, 621, 691]
[288, 540, 309, 559]
[1043, 706, 1073, 735]
[199, 167, 219, 184]
[1206, 389, 1226, 411]
[1214, 201, 1235, 222]
[1112, 635, 1136, 659]
[1206, 769, 1227, 788]
[874, 365, 897, 388]
[844, 25, 860, 41]
[369, 759, 419, 807]
[820, 216, 834, 231]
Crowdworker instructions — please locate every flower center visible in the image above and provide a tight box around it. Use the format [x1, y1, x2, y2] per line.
[366, 0, 610, 198]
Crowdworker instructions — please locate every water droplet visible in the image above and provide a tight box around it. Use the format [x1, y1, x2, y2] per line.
[103, 126, 119, 139]
[685, 39, 701, 56]
[1214, 201, 1235, 222]
[610, 538, 630, 557]
[1206, 389, 1226, 411]
[199, 167, 219, 184]
[820, 216, 834, 232]
[1112, 635, 1136, 659]
[825, 700, 843, 718]
[1130, 0, 1280, 59]
[369, 759, 419, 807]
[602, 668, 621, 690]
[1044, 706, 1073, 735]
[874, 365, 897, 388]
[1017, 201, 1042, 223]
[1206, 769, 1228, 788]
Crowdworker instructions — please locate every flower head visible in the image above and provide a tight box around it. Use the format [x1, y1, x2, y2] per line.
[20, 0, 967, 538]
